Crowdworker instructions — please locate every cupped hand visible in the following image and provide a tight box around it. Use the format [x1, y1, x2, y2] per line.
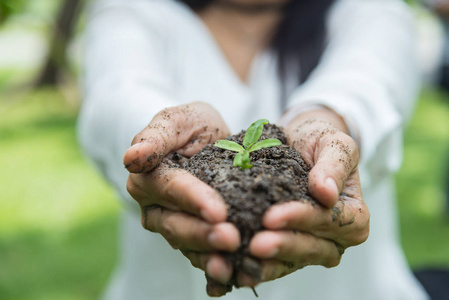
[123, 102, 240, 296]
[239, 109, 370, 287]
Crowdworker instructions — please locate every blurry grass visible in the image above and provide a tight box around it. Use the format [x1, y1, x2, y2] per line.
[397, 87, 449, 269]
[0, 86, 449, 300]
[0, 89, 120, 300]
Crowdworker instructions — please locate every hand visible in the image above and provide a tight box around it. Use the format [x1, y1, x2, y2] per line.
[239, 109, 370, 287]
[435, 1, 449, 18]
[123, 102, 240, 296]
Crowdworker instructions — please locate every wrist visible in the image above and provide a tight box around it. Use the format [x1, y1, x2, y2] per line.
[282, 106, 349, 134]
[281, 105, 361, 152]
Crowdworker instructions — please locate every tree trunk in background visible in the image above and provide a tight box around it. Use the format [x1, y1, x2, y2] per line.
[34, 0, 83, 87]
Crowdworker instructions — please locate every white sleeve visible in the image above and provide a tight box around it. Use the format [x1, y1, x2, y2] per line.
[77, 0, 178, 203]
[284, 0, 420, 179]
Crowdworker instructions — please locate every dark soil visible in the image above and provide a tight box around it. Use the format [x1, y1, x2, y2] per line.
[166, 124, 315, 294]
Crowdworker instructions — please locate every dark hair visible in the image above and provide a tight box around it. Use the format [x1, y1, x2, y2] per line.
[179, 0, 335, 91]
[273, 0, 334, 83]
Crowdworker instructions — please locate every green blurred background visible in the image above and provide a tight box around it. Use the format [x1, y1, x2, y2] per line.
[1, 1, 448, 299]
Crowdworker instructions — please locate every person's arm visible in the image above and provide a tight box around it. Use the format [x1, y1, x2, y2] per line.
[283, 0, 420, 181]
[78, 1, 179, 202]
[240, 0, 418, 287]
[78, 3, 238, 295]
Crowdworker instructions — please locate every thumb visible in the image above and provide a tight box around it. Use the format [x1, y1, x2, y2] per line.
[123, 102, 230, 173]
[308, 134, 359, 208]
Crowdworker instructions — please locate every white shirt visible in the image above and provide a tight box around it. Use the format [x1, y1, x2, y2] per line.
[78, 0, 429, 299]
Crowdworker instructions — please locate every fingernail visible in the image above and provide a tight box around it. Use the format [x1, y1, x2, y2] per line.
[202, 193, 227, 223]
[266, 247, 279, 258]
[206, 260, 229, 284]
[238, 272, 258, 287]
[325, 177, 338, 195]
[266, 207, 287, 228]
[130, 142, 142, 149]
[208, 232, 220, 248]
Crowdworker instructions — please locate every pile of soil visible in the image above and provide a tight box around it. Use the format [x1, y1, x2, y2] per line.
[167, 124, 315, 293]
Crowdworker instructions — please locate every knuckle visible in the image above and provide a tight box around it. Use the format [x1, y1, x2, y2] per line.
[157, 128, 172, 150]
[348, 139, 359, 161]
[324, 254, 342, 268]
[141, 214, 151, 231]
[126, 177, 138, 200]
[141, 207, 162, 232]
[140, 212, 148, 230]
[341, 133, 359, 160]
[162, 175, 183, 205]
[126, 176, 148, 204]
[327, 133, 359, 166]
[161, 214, 181, 249]
[156, 107, 178, 121]
[126, 175, 152, 204]
[360, 228, 370, 244]
[141, 207, 183, 250]
[322, 242, 343, 268]
[162, 175, 176, 198]
[350, 205, 370, 246]
[303, 238, 321, 263]
[132, 132, 144, 145]
[155, 107, 184, 130]
[141, 207, 156, 232]
[353, 222, 370, 245]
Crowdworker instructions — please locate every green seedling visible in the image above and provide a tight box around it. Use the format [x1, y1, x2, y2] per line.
[214, 119, 282, 170]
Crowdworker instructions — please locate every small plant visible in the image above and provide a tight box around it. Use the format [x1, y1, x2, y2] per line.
[214, 119, 282, 170]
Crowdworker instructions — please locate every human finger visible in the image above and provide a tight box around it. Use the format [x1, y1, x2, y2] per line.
[308, 131, 359, 208]
[206, 279, 232, 297]
[263, 188, 369, 248]
[127, 167, 227, 223]
[181, 251, 233, 296]
[239, 231, 342, 286]
[143, 206, 240, 252]
[283, 113, 358, 208]
[182, 251, 234, 285]
[249, 231, 343, 270]
[123, 102, 230, 173]
[236, 258, 299, 287]
[206, 275, 233, 297]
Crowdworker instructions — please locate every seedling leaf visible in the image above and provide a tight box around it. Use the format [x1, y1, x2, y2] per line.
[249, 139, 282, 152]
[233, 152, 243, 167]
[214, 118, 281, 170]
[243, 119, 269, 149]
[214, 140, 245, 153]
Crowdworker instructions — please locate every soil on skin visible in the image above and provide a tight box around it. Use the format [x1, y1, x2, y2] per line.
[166, 124, 315, 293]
